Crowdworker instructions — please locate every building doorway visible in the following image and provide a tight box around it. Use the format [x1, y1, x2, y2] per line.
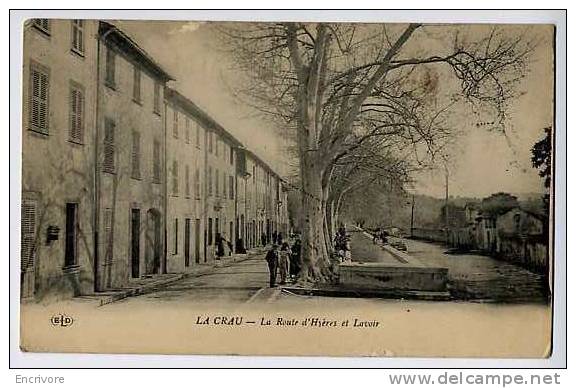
[184, 218, 191, 267]
[145, 209, 161, 275]
[64, 203, 79, 268]
[195, 218, 201, 264]
[131, 208, 141, 278]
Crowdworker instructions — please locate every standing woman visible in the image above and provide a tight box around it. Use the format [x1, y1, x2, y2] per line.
[278, 242, 291, 285]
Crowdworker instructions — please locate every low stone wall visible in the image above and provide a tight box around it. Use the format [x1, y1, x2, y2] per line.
[339, 262, 448, 292]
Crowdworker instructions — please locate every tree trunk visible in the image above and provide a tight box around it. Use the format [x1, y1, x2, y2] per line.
[298, 155, 332, 283]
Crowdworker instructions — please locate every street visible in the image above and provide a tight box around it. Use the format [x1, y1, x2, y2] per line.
[99, 230, 550, 309]
[101, 254, 272, 309]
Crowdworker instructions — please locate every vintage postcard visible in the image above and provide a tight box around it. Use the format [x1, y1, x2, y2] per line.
[18, 16, 555, 358]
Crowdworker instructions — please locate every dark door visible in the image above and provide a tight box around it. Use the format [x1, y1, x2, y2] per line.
[184, 218, 191, 267]
[64, 203, 78, 267]
[131, 209, 140, 278]
[195, 219, 201, 264]
[229, 221, 234, 252]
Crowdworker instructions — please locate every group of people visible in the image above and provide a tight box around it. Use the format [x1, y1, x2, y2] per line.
[264, 238, 302, 288]
[372, 229, 389, 245]
[334, 226, 352, 263]
[214, 232, 233, 258]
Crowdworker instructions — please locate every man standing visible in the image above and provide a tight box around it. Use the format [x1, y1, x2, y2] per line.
[265, 244, 279, 288]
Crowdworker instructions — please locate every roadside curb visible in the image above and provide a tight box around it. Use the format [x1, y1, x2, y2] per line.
[96, 274, 185, 306]
[244, 287, 282, 304]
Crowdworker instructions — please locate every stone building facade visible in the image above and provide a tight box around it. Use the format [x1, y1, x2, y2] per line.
[21, 19, 290, 300]
[164, 88, 208, 271]
[95, 22, 173, 290]
[21, 19, 99, 299]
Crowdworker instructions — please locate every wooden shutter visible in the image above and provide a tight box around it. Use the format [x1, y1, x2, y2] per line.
[172, 160, 178, 195]
[71, 20, 84, 53]
[103, 119, 115, 173]
[133, 66, 141, 102]
[105, 47, 115, 86]
[34, 19, 50, 34]
[195, 168, 200, 198]
[229, 175, 234, 199]
[173, 110, 178, 138]
[154, 82, 160, 113]
[77, 21, 84, 52]
[208, 167, 212, 196]
[131, 131, 141, 179]
[29, 66, 49, 133]
[103, 208, 113, 263]
[185, 164, 190, 197]
[21, 201, 37, 271]
[69, 86, 84, 143]
[215, 169, 219, 197]
[153, 140, 160, 183]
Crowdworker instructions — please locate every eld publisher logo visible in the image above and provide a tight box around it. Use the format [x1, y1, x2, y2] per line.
[50, 314, 74, 327]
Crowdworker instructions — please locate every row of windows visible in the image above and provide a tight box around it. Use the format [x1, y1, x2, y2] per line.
[29, 62, 86, 144]
[103, 119, 162, 183]
[206, 129, 234, 165]
[171, 160, 201, 198]
[171, 108, 235, 168]
[33, 19, 85, 56]
[172, 110, 202, 147]
[206, 167, 235, 200]
[105, 46, 162, 114]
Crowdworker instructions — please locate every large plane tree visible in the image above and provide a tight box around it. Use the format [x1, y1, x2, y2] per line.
[221, 23, 534, 283]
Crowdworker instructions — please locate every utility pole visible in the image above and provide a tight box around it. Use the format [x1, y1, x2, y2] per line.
[444, 165, 449, 244]
[410, 194, 415, 238]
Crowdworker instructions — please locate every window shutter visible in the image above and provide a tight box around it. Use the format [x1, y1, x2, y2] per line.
[208, 167, 212, 196]
[153, 140, 161, 183]
[173, 110, 178, 138]
[34, 19, 50, 34]
[103, 119, 115, 173]
[229, 175, 234, 199]
[21, 201, 37, 271]
[154, 82, 161, 113]
[172, 160, 178, 195]
[77, 89, 83, 141]
[106, 47, 115, 86]
[30, 67, 49, 133]
[195, 168, 200, 198]
[71, 20, 84, 53]
[185, 164, 190, 197]
[133, 66, 141, 102]
[103, 208, 113, 263]
[215, 169, 219, 197]
[131, 131, 141, 179]
[69, 86, 84, 143]
[78, 21, 84, 52]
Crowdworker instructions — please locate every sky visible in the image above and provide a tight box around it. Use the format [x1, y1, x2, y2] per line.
[115, 20, 554, 199]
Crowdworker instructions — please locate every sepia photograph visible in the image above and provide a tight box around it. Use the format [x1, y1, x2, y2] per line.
[14, 11, 561, 361]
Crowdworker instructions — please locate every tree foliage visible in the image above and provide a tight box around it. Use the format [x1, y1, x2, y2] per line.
[531, 126, 552, 189]
[219, 22, 535, 283]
